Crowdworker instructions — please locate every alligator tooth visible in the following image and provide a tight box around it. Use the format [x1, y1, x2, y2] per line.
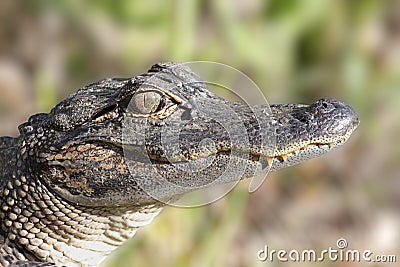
[279, 155, 288, 162]
[265, 156, 273, 166]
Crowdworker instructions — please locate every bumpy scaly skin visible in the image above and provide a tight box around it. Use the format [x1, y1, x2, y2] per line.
[0, 63, 359, 266]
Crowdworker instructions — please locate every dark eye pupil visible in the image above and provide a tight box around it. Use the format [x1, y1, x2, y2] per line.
[156, 97, 167, 112]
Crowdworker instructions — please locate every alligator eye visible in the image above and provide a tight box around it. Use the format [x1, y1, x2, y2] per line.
[132, 91, 166, 114]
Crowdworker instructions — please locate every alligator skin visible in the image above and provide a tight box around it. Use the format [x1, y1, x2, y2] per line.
[0, 62, 359, 266]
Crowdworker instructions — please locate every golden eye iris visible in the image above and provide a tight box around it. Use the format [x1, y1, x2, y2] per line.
[132, 91, 164, 114]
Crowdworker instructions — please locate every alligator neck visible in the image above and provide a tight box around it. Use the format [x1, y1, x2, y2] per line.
[0, 136, 24, 263]
[0, 138, 162, 266]
[0, 136, 19, 198]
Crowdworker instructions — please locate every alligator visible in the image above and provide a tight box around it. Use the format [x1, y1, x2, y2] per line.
[0, 62, 359, 266]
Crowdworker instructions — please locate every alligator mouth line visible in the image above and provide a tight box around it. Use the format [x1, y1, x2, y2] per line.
[65, 137, 347, 162]
[141, 139, 345, 166]
[267, 142, 335, 163]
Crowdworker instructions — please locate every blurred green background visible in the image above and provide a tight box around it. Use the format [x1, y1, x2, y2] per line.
[1, 0, 400, 266]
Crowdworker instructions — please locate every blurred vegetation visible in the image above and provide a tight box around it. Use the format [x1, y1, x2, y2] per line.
[1, 0, 400, 266]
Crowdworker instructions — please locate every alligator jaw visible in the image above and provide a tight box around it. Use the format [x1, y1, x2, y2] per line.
[266, 98, 359, 170]
[43, 93, 359, 208]
[121, 97, 360, 172]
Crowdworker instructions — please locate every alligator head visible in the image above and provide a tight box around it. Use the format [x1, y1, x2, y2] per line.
[19, 62, 359, 208]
